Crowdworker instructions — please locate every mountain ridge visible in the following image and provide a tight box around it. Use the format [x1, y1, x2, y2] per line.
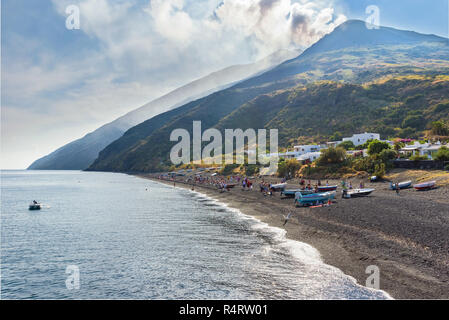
[87, 20, 449, 173]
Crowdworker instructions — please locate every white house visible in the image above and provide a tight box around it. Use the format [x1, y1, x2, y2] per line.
[400, 141, 445, 159]
[293, 145, 322, 154]
[342, 133, 380, 146]
[277, 145, 323, 160]
[297, 152, 322, 163]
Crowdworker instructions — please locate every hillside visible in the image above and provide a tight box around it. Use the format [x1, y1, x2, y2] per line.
[88, 20, 449, 173]
[27, 49, 299, 170]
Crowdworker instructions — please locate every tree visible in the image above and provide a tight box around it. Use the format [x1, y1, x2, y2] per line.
[402, 115, 424, 129]
[277, 159, 301, 178]
[316, 147, 346, 166]
[393, 141, 405, 151]
[329, 131, 343, 141]
[434, 146, 449, 161]
[367, 140, 391, 155]
[245, 164, 259, 176]
[338, 140, 355, 150]
[379, 149, 398, 163]
[430, 121, 449, 136]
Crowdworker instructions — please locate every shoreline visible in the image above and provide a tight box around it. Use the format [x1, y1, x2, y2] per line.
[137, 173, 449, 299]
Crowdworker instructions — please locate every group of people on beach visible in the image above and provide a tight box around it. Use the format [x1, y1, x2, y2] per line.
[340, 179, 365, 190]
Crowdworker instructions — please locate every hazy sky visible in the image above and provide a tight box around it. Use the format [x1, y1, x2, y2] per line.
[1, 0, 448, 169]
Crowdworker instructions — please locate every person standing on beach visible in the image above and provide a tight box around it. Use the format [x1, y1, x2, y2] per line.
[395, 182, 400, 195]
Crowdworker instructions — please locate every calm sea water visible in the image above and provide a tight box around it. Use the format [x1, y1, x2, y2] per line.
[1, 170, 390, 299]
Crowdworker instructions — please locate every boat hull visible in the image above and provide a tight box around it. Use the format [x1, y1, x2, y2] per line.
[389, 181, 412, 190]
[317, 185, 337, 192]
[281, 189, 314, 198]
[270, 183, 287, 192]
[344, 188, 375, 198]
[413, 181, 436, 190]
[295, 192, 335, 207]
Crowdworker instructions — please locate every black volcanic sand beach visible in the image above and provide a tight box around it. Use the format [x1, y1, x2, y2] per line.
[138, 173, 449, 299]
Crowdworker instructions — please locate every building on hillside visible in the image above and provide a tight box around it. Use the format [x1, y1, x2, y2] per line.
[293, 145, 322, 154]
[277, 145, 323, 160]
[399, 141, 445, 159]
[421, 144, 444, 159]
[297, 152, 322, 163]
[342, 133, 380, 146]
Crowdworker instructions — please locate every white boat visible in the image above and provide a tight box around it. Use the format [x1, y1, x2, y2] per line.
[343, 188, 375, 198]
[413, 181, 436, 191]
[270, 183, 287, 192]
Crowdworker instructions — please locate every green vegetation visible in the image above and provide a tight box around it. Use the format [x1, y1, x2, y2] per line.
[367, 140, 391, 155]
[220, 164, 240, 175]
[277, 159, 301, 179]
[244, 164, 259, 176]
[430, 121, 449, 136]
[338, 140, 355, 150]
[434, 146, 449, 161]
[316, 147, 347, 165]
[409, 154, 429, 161]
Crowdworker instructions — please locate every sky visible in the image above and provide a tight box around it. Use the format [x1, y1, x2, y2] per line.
[1, 0, 448, 169]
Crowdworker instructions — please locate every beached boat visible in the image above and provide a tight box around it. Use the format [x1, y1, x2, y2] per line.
[317, 185, 338, 192]
[413, 181, 436, 191]
[281, 189, 314, 198]
[270, 183, 287, 192]
[389, 181, 412, 190]
[225, 183, 236, 189]
[343, 188, 375, 198]
[295, 191, 335, 207]
[29, 203, 41, 210]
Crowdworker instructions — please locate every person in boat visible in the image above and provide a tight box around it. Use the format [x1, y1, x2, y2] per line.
[33, 200, 38, 204]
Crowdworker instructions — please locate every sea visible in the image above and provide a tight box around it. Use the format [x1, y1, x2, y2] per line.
[0, 170, 391, 299]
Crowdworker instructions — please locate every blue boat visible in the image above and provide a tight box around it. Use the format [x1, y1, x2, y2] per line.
[295, 192, 335, 207]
